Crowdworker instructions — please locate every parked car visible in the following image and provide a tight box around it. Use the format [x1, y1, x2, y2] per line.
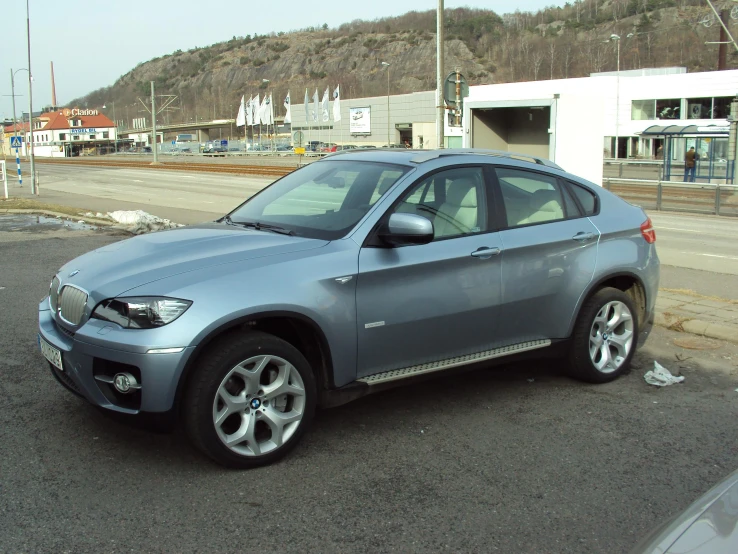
[320, 143, 338, 153]
[336, 145, 357, 151]
[630, 468, 738, 553]
[39, 148, 659, 469]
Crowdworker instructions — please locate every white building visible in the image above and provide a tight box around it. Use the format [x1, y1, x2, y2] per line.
[464, 68, 737, 184]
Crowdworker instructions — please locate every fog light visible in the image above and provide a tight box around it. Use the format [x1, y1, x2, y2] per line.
[113, 372, 139, 394]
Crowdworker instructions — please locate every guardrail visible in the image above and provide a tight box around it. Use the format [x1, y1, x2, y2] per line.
[603, 177, 738, 217]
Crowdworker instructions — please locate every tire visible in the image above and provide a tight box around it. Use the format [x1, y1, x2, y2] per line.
[183, 330, 317, 469]
[568, 287, 639, 384]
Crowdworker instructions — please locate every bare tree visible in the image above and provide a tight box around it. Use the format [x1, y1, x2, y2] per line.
[548, 40, 557, 80]
[533, 51, 544, 80]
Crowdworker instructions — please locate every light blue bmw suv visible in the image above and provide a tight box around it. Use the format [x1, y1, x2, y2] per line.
[39, 149, 659, 468]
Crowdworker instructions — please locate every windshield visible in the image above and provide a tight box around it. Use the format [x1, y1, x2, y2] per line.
[228, 160, 410, 239]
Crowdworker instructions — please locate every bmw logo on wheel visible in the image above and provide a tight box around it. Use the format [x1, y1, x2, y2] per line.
[250, 398, 261, 410]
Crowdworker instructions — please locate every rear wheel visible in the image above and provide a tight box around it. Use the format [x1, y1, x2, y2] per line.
[184, 331, 316, 468]
[569, 287, 638, 383]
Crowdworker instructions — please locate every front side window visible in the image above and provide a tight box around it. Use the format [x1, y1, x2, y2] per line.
[391, 167, 487, 240]
[496, 168, 573, 227]
[229, 160, 409, 240]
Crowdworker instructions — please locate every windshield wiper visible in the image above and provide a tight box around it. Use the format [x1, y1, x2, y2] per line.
[222, 214, 235, 226]
[231, 220, 296, 236]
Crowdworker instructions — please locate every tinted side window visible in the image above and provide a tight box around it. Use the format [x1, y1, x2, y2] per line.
[393, 167, 487, 240]
[495, 168, 567, 228]
[568, 182, 598, 215]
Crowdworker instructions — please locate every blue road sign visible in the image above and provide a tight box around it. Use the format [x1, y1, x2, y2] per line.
[171, 140, 176, 146]
[221, 140, 228, 146]
[10, 136, 23, 148]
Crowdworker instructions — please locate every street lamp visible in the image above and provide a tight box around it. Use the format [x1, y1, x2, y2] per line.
[607, 33, 633, 159]
[381, 62, 390, 146]
[25, 0, 36, 194]
[103, 101, 117, 154]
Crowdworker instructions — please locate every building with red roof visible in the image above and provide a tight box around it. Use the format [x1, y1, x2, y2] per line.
[16, 107, 119, 157]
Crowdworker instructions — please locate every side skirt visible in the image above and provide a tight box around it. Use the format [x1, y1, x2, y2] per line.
[319, 339, 554, 409]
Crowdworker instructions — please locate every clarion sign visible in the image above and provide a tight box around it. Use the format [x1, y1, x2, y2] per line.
[62, 108, 99, 117]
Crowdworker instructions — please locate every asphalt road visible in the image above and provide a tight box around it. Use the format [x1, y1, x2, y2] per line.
[1, 219, 737, 553]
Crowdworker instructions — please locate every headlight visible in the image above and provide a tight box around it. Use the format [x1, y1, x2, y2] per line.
[91, 297, 192, 329]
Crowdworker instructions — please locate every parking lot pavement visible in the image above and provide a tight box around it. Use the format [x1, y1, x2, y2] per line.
[1, 221, 738, 553]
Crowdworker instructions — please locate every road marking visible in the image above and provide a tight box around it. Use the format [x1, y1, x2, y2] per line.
[656, 226, 708, 233]
[679, 251, 738, 260]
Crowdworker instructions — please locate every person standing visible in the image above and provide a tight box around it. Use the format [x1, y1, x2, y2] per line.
[684, 147, 698, 182]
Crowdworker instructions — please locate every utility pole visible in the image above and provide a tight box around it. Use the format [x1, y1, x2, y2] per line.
[718, 8, 729, 70]
[437, 0, 445, 149]
[151, 81, 158, 164]
[26, 0, 36, 194]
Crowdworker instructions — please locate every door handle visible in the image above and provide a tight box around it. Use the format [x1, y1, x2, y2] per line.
[572, 232, 596, 242]
[471, 247, 501, 258]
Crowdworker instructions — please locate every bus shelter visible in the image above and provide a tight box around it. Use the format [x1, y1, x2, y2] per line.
[640, 124, 731, 182]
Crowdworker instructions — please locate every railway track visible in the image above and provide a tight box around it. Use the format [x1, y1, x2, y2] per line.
[31, 158, 294, 177]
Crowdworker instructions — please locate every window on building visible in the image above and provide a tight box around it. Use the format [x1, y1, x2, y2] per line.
[631, 100, 656, 120]
[73, 135, 80, 141]
[656, 99, 680, 119]
[686, 98, 711, 119]
[59, 133, 66, 140]
[712, 97, 733, 119]
[102, 132, 109, 139]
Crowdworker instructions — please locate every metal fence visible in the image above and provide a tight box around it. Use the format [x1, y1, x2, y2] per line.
[603, 177, 738, 217]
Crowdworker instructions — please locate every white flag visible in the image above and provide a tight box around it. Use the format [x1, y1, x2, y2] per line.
[253, 94, 261, 125]
[312, 89, 319, 122]
[236, 95, 246, 127]
[283, 91, 291, 124]
[246, 96, 253, 126]
[304, 89, 310, 123]
[321, 87, 330, 122]
[332, 85, 341, 122]
[266, 93, 274, 125]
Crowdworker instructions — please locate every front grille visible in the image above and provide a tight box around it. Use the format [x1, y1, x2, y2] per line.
[59, 285, 88, 326]
[49, 276, 60, 312]
[56, 323, 75, 338]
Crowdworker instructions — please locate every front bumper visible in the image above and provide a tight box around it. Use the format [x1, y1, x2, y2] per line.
[39, 300, 195, 414]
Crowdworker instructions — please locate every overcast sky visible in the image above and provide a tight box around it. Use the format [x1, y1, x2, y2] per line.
[2, 0, 558, 120]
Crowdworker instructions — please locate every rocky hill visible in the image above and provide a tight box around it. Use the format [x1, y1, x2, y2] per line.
[70, 1, 736, 124]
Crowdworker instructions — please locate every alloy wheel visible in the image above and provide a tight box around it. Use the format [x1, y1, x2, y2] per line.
[588, 300, 634, 374]
[212, 355, 306, 456]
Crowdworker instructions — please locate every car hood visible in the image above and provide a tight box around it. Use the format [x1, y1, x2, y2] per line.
[57, 223, 328, 300]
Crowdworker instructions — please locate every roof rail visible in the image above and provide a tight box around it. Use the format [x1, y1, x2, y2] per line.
[409, 148, 562, 170]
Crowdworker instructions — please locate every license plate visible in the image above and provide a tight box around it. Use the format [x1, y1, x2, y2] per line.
[39, 336, 64, 371]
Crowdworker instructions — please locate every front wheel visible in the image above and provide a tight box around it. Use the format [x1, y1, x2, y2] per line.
[569, 287, 638, 383]
[184, 331, 317, 468]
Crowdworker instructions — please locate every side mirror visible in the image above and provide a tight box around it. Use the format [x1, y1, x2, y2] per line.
[379, 213, 434, 246]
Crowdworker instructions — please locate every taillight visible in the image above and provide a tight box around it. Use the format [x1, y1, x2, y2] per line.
[640, 218, 656, 243]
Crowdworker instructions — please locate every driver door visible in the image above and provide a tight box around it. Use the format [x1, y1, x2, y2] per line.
[356, 166, 504, 377]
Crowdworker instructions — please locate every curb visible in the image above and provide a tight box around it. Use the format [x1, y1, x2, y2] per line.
[655, 311, 738, 344]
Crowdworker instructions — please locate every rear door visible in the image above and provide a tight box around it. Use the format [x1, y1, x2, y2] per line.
[492, 166, 600, 344]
